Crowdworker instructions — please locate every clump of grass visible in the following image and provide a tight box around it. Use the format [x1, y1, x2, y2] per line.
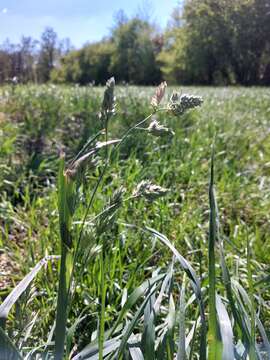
[0, 81, 269, 360]
[52, 79, 203, 359]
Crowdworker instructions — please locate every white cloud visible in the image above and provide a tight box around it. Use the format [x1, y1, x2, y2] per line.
[2, 8, 8, 14]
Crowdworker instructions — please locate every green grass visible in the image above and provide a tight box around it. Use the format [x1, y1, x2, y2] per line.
[0, 83, 270, 359]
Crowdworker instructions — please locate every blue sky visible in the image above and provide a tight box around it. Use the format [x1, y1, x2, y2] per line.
[0, 0, 180, 47]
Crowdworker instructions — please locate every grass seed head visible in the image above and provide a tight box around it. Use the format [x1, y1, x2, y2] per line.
[167, 91, 203, 116]
[151, 81, 167, 108]
[100, 77, 116, 121]
[96, 186, 126, 235]
[133, 180, 168, 201]
[65, 151, 97, 181]
[147, 119, 175, 137]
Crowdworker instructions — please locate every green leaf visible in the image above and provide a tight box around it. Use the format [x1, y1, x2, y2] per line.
[208, 149, 222, 360]
[0, 327, 23, 360]
[177, 279, 186, 360]
[0, 255, 58, 328]
[116, 284, 161, 358]
[143, 226, 207, 360]
[166, 293, 176, 358]
[72, 337, 121, 360]
[129, 344, 144, 360]
[55, 156, 74, 360]
[108, 274, 165, 338]
[216, 295, 234, 360]
[142, 262, 174, 360]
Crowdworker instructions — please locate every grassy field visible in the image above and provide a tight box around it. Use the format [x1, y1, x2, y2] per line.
[0, 83, 270, 359]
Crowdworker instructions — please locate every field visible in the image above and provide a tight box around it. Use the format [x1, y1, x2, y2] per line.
[0, 83, 270, 359]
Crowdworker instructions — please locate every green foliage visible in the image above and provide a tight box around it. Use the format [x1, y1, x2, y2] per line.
[37, 27, 58, 83]
[52, 0, 270, 86]
[1, 83, 270, 359]
[159, 0, 270, 85]
[52, 17, 162, 85]
[51, 42, 114, 85]
[110, 18, 161, 85]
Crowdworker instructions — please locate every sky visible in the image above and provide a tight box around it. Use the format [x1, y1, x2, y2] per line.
[0, 0, 180, 48]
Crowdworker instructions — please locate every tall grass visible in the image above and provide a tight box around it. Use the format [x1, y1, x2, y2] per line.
[0, 82, 270, 359]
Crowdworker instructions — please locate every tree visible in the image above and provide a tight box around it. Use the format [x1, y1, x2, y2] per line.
[19, 36, 37, 83]
[0, 29, 71, 84]
[51, 41, 113, 85]
[37, 27, 58, 82]
[59, 38, 73, 56]
[52, 15, 162, 85]
[0, 49, 10, 83]
[110, 17, 161, 84]
[159, 0, 270, 85]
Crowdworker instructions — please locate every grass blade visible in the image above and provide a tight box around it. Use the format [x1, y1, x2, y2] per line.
[247, 236, 256, 360]
[166, 293, 176, 358]
[0, 255, 58, 328]
[177, 278, 186, 360]
[142, 262, 174, 359]
[141, 280, 156, 360]
[73, 337, 121, 360]
[129, 344, 144, 359]
[216, 295, 234, 360]
[143, 226, 207, 360]
[213, 160, 257, 354]
[232, 279, 270, 358]
[208, 150, 222, 360]
[0, 326, 23, 360]
[98, 250, 106, 360]
[108, 274, 165, 338]
[115, 283, 161, 358]
[55, 156, 74, 360]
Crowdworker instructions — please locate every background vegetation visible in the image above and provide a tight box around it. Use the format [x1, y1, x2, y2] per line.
[1, 0, 270, 86]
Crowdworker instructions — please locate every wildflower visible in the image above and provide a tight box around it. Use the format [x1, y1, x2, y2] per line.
[151, 81, 167, 108]
[167, 92, 203, 116]
[133, 180, 168, 202]
[100, 77, 116, 121]
[147, 119, 175, 137]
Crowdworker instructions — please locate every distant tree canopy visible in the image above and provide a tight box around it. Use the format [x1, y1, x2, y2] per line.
[51, 17, 162, 85]
[159, 0, 270, 85]
[0, 1, 270, 85]
[0, 27, 72, 84]
[109, 18, 161, 84]
[51, 41, 113, 85]
[37, 27, 58, 83]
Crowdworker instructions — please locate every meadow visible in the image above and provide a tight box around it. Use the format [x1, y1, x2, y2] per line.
[0, 82, 270, 359]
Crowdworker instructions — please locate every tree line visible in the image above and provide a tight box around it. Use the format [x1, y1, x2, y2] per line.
[1, 0, 270, 86]
[0, 28, 72, 84]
